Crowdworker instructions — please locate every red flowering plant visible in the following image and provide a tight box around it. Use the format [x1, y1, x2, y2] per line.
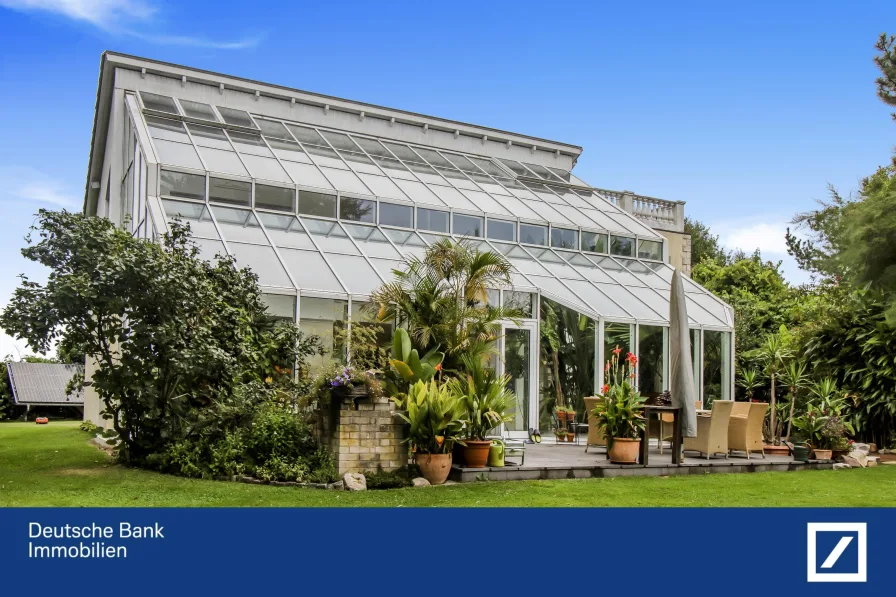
[591, 346, 647, 440]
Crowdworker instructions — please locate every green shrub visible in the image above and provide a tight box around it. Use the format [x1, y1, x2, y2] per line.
[364, 464, 421, 489]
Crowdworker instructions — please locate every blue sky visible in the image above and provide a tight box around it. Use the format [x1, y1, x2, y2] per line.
[0, 0, 894, 357]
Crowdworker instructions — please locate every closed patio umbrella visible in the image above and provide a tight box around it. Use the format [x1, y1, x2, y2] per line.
[670, 268, 697, 438]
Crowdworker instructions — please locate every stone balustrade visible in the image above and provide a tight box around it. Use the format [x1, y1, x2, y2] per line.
[594, 188, 684, 232]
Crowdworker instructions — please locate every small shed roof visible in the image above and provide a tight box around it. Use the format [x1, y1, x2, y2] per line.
[6, 362, 84, 405]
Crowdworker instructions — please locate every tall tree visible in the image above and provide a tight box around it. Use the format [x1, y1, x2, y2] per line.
[875, 33, 896, 120]
[684, 217, 728, 266]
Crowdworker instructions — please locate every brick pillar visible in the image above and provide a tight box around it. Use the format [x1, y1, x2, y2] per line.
[314, 396, 408, 474]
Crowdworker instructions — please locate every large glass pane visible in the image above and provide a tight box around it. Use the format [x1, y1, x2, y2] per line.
[690, 329, 702, 403]
[160, 170, 205, 200]
[280, 249, 344, 293]
[262, 294, 296, 322]
[255, 119, 291, 139]
[582, 231, 608, 254]
[358, 173, 406, 198]
[268, 138, 310, 163]
[187, 123, 231, 149]
[610, 235, 636, 257]
[504, 327, 531, 433]
[321, 167, 373, 195]
[393, 179, 444, 206]
[209, 177, 251, 207]
[216, 106, 256, 128]
[638, 239, 663, 261]
[505, 291, 534, 318]
[287, 124, 327, 146]
[344, 224, 402, 259]
[638, 325, 665, 397]
[340, 197, 376, 223]
[418, 208, 449, 233]
[326, 253, 384, 295]
[302, 218, 359, 254]
[255, 184, 295, 212]
[140, 92, 178, 114]
[702, 330, 731, 407]
[283, 160, 334, 190]
[551, 227, 578, 250]
[179, 99, 218, 122]
[197, 146, 249, 177]
[300, 297, 348, 370]
[209, 206, 267, 244]
[379, 202, 413, 228]
[257, 213, 315, 250]
[539, 297, 595, 434]
[487, 219, 516, 242]
[145, 116, 190, 143]
[229, 243, 293, 288]
[453, 213, 483, 237]
[161, 199, 218, 238]
[604, 322, 632, 368]
[298, 189, 337, 218]
[241, 155, 291, 183]
[519, 223, 548, 246]
[154, 140, 203, 169]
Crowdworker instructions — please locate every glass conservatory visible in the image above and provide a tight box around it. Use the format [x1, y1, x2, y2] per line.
[86, 53, 734, 438]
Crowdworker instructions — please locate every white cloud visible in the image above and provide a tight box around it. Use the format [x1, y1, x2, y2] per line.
[711, 213, 813, 285]
[0, 0, 261, 49]
[0, 167, 78, 208]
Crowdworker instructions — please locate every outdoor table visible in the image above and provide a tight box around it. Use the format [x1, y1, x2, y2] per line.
[640, 405, 682, 465]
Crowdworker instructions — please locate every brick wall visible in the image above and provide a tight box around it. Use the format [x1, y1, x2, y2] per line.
[314, 396, 408, 475]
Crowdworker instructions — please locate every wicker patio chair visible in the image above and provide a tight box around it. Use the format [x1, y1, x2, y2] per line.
[683, 400, 734, 459]
[728, 402, 767, 459]
[583, 396, 607, 453]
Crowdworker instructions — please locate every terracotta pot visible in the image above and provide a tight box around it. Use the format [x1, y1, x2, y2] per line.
[608, 438, 640, 464]
[832, 449, 848, 461]
[414, 453, 453, 485]
[557, 411, 568, 423]
[463, 440, 492, 468]
[812, 449, 832, 461]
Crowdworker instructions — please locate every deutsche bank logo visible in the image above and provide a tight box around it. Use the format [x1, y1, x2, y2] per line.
[807, 523, 867, 582]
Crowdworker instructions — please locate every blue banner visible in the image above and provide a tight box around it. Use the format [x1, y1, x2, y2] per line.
[1, 508, 891, 595]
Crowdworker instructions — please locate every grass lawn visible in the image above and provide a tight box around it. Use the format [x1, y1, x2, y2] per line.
[2, 421, 894, 507]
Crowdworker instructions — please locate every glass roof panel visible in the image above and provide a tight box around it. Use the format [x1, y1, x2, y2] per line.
[563, 279, 635, 320]
[196, 146, 249, 177]
[382, 142, 423, 163]
[187, 123, 231, 149]
[179, 99, 218, 122]
[227, 131, 273, 157]
[684, 294, 725, 327]
[523, 200, 573, 225]
[686, 292, 730, 326]
[267, 138, 312, 163]
[228, 242, 293, 288]
[357, 173, 407, 200]
[255, 118, 291, 139]
[405, 161, 444, 185]
[161, 199, 219, 239]
[338, 150, 380, 174]
[442, 153, 480, 174]
[209, 205, 268, 244]
[459, 190, 513, 216]
[352, 137, 393, 158]
[577, 208, 623, 233]
[216, 107, 257, 129]
[321, 130, 360, 152]
[287, 124, 328, 146]
[319, 167, 372, 195]
[240, 154, 292, 183]
[344, 224, 402, 259]
[305, 144, 348, 169]
[429, 185, 477, 210]
[435, 167, 477, 189]
[599, 283, 663, 321]
[278, 248, 344, 293]
[591, 257, 646, 287]
[527, 275, 592, 314]
[192, 238, 226, 262]
[145, 116, 190, 143]
[525, 182, 563, 204]
[154, 140, 203, 170]
[393, 179, 445, 206]
[466, 156, 508, 177]
[370, 155, 415, 180]
[413, 147, 454, 169]
[281, 161, 334, 190]
[498, 158, 529, 178]
[524, 162, 563, 181]
[257, 212, 314, 250]
[301, 218, 359, 254]
[370, 257, 407, 279]
[140, 92, 179, 114]
[565, 254, 616, 284]
[324, 253, 383, 295]
[604, 210, 661, 238]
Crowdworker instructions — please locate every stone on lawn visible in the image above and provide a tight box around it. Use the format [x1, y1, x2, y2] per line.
[412, 477, 431, 487]
[343, 472, 367, 491]
[866, 457, 879, 468]
[841, 454, 867, 468]
[832, 463, 852, 470]
[852, 443, 871, 455]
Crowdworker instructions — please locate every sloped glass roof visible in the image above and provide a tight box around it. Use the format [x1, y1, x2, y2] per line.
[140, 92, 732, 329]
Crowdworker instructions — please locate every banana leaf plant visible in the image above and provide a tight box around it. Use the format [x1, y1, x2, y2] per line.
[384, 328, 444, 398]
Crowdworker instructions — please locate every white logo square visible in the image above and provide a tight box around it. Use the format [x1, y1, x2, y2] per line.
[807, 522, 867, 583]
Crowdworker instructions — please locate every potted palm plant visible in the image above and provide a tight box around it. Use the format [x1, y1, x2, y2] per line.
[449, 355, 516, 468]
[591, 348, 647, 464]
[393, 380, 467, 485]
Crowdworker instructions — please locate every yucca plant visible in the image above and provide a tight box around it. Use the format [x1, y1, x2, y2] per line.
[748, 331, 792, 444]
[780, 360, 808, 441]
[393, 380, 467, 454]
[447, 354, 516, 441]
[736, 368, 763, 400]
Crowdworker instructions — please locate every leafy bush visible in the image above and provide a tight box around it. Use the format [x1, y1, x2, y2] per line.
[79, 420, 98, 434]
[364, 465, 421, 489]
